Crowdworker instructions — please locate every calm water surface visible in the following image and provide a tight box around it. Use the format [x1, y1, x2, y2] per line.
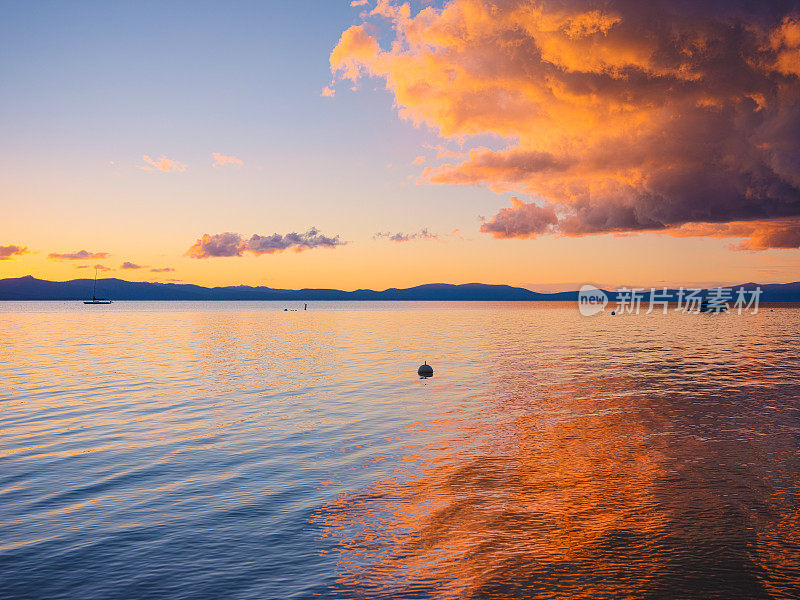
[0, 301, 799, 599]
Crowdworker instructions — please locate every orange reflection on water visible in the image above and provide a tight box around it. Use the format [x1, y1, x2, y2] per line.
[316, 370, 675, 599]
[315, 307, 800, 598]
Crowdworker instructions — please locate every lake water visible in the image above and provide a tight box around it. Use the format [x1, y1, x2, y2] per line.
[1, 301, 799, 599]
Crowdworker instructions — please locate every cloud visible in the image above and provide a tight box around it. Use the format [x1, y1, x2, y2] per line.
[666, 220, 800, 251]
[138, 155, 186, 172]
[330, 25, 381, 81]
[120, 261, 145, 269]
[321, 85, 336, 97]
[480, 197, 559, 239]
[423, 144, 465, 160]
[770, 16, 800, 76]
[369, 0, 410, 20]
[212, 152, 243, 168]
[412, 155, 426, 165]
[0, 245, 28, 260]
[187, 228, 346, 258]
[351, 0, 369, 6]
[246, 229, 345, 254]
[374, 228, 440, 242]
[187, 232, 243, 258]
[76, 264, 112, 271]
[150, 267, 176, 273]
[331, 0, 800, 250]
[48, 250, 110, 260]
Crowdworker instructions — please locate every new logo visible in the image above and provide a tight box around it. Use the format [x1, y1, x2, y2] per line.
[578, 284, 608, 316]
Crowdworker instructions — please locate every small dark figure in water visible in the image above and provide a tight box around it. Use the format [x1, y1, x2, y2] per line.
[418, 361, 433, 378]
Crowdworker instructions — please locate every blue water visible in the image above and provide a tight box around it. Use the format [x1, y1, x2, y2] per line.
[1, 302, 799, 599]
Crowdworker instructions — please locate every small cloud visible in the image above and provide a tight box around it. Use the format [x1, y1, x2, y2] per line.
[423, 144, 465, 160]
[187, 228, 346, 258]
[480, 197, 559, 239]
[0, 244, 29, 260]
[120, 261, 145, 269]
[374, 228, 439, 242]
[212, 152, 243, 168]
[77, 264, 112, 272]
[150, 267, 176, 273]
[412, 155, 425, 165]
[49, 250, 110, 261]
[450, 228, 473, 241]
[247, 229, 345, 254]
[166, 278, 182, 282]
[138, 155, 186, 172]
[350, 0, 369, 6]
[321, 85, 336, 97]
[187, 232, 244, 258]
[369, 0, 409, 19]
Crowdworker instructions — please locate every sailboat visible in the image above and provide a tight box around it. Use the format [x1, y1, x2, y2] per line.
[84, 267, 113, 305]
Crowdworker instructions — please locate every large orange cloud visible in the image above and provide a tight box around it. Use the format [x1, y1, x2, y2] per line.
[331, 0, 800, 250]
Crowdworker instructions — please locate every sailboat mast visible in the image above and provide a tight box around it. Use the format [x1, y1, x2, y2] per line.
[93, 267, 98, 298]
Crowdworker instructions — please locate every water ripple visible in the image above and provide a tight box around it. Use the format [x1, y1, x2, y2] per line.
[0, 302, 798, 599]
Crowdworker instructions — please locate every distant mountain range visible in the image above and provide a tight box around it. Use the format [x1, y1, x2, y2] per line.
[1, 276, 799, 301]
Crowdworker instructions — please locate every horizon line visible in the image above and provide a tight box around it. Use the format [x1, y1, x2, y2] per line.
[2, 274, 799, 295]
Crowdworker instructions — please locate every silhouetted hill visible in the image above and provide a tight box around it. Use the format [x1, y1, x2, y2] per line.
[0, 276, 548, 301]
[0, 276, 798, 301]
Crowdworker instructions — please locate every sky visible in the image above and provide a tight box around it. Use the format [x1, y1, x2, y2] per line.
[2, 0, 800, 291]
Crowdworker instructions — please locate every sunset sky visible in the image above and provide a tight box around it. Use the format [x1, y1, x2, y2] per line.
[3, 0, 800, 291]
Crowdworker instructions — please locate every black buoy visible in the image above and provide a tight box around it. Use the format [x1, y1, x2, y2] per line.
[418, 361, 433, 378]
[611, 311, 616, 315]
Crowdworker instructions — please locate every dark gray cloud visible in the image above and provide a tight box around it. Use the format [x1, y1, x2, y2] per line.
[120, 261, 145, 269]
